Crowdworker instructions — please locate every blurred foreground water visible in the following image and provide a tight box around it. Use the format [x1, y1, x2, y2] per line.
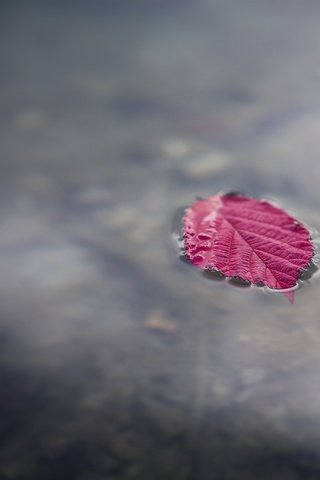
[1, 1, 320, 479]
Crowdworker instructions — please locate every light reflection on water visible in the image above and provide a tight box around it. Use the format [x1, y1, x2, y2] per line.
[1, 1, 320, 479]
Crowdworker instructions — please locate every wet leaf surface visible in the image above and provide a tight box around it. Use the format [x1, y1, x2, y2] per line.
[183, 193, 315, 302]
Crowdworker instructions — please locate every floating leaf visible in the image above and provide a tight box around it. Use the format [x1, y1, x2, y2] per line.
[183, 193, 315, 302]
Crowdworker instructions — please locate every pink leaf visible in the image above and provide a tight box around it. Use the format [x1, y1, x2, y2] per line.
[183, 193, 314, 302]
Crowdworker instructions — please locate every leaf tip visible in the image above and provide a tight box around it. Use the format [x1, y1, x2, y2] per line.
[284, 290, 295, 304]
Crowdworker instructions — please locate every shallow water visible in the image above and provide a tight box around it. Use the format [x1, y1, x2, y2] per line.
[1, 1, 320, 479]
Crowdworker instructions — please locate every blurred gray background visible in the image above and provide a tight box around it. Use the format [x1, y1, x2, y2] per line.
[1, 1, 320, 479]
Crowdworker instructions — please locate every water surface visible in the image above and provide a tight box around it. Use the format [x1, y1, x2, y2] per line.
[1, 1, 320, 479]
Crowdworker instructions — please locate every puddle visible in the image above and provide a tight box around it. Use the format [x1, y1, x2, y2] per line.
[2, 2, 320, 479]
